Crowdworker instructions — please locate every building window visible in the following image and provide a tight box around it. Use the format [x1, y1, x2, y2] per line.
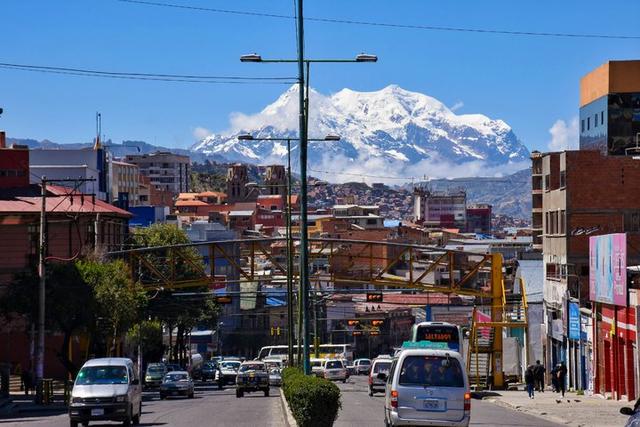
[601, 111, 604, 125]
[581, 120, 585, 133]
[559, 170, 566, 188]
[544, 174, 550, 191]
[587, 117, 590, 130]
[625, 212, 640, 232]
[594, 113, 598, 127]
[560, 210, 566, 235]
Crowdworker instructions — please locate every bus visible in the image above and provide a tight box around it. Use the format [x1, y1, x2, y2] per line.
[257, 344, 354, 363]
[411, 321, 464, 353]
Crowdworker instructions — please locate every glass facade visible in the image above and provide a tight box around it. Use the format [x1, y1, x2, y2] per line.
[580, 93, 640, 155]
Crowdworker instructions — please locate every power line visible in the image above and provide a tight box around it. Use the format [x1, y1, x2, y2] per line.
[0, 62, 296, 85]
[116, 0, 640, 40]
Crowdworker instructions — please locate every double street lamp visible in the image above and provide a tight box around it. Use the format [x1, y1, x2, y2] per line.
[241, 47, 377, 375]
[238, 133, 339, 367]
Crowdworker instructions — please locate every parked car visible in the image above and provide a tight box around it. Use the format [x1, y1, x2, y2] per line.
[216, 360, 241, 389]
[69, 357, 142, 427]
[369, 356, 392, 396]
[264, 360, 283, 387]
[200, 361, 218, 382]
[159, 371, 194, 399]
[383, 349, 470, 427]
[353, 358, 372, 375]
[235, 361, 270, 398]
[310, 358, 325, 377]
[144, 363, 167, 388]
[322, 359, 348, 383]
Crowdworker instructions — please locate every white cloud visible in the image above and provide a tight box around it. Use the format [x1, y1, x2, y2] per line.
[548, 117, 579, 151]
[450, 101, 464, 112]
[193, 126, 212, 141]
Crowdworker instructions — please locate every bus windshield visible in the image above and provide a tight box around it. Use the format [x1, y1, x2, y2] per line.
[415, 325, 460, 351]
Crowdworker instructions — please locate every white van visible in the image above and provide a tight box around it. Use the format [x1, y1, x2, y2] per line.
[69, 357, 142, 427]
[382, 349, 470, 427]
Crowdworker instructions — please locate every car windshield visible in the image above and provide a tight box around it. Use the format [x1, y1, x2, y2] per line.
[239, 364, 265, 372]
[399, 356, 464, 387]
[76, 366, 128, 385]
[326, 361, 343, 369]
[359, 360, 371, 365]
[203, 362, 217, 369]
[373, 361, 391, 373]
[164, 373, 189, 382]
[147, 365, 164, 373]
[222, 362, 240, 370]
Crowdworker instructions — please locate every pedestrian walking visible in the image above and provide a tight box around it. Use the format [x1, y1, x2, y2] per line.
[525, 364, 535, 399]
[557, 361, 568, 397]
[533, 360, 546, 392]
[551, 364, 559, 392]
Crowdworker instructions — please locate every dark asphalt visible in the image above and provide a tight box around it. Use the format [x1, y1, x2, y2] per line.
[2, 377, 562, 427]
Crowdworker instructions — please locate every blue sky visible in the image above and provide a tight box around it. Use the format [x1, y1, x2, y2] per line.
[0, 0, 639, 152]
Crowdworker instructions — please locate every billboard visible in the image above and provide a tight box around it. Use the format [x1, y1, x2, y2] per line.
[589, 233, 627, 306]
[568, 301, 580, 341]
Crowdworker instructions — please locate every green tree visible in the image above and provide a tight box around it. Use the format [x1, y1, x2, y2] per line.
[125, 320, 164, 364]
[0, 263, 95, 377]
[76, 259, 148, 356]
[132, 224, 220, 365]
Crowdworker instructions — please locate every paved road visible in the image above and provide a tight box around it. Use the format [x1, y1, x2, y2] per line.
[1, 381, 285, 427]
[336, 375, 563, 427]
[2, 377, 562, 427]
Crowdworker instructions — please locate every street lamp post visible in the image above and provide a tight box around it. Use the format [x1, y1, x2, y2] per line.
[239, 134, 337, 367]
[242, 43, 376, 375]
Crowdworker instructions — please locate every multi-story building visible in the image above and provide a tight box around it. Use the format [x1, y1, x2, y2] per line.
[534, 60, 640, 401]
[125, 151, 190, 196]
[111, 160, 140, 208]
[29, 146, 110, 201]
[331, 204, 384, 229]
[466, 204, 492, 234]
[226, 164, 255, 203]
[413, 188, 466, 229]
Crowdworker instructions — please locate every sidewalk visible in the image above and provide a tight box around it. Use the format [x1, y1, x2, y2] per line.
[479, 388, 633, 426]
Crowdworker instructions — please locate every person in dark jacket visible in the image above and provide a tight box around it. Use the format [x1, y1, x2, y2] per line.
[533, 360, 546, 392]
[524, 365, 535, 399]
[557, 362, 568, 397]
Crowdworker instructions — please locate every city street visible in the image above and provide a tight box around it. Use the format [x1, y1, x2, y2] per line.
[2, 376, 562, 427]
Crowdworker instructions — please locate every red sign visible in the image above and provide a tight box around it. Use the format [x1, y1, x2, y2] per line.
[210, 275, 227, 291]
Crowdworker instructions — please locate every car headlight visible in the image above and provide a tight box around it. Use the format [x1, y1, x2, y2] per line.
[115, 395, 128, 403]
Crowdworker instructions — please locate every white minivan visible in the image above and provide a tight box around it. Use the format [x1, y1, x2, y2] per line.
[69, 357, 142, 427]
[382, 349, 470, 427]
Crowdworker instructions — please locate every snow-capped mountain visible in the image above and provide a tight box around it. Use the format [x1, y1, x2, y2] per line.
[192, 85, 530, 182]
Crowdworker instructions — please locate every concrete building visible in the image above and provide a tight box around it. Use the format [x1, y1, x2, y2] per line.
[226, 164, 255, 203]
[466, 204, 492, 234]
[413, 188, 466, 230]
[331, 204, 384, 229]
[125, 151, 190, 196]
[29, 147, 110, 201]
[111, 160, 140, 208]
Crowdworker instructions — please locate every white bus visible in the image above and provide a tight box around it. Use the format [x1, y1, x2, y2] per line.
[411, 321, 464, 353]
[257, 344, 353, 363]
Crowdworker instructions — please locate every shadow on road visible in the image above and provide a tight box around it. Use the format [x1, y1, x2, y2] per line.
[471, 391, 503, 399]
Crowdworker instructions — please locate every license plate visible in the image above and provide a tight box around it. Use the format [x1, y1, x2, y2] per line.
[423, 399, 442, 411]
[90, 408, 104, 416]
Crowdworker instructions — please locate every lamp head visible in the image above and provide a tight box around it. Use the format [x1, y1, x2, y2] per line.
[240, 53, 263, 62]
[355, 53, 378, 63]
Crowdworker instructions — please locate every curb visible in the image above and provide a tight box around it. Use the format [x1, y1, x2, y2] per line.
[483, 397, 570, 426]
[279, 389, 297, 427]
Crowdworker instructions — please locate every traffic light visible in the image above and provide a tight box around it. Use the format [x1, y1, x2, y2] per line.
[270, 327, 275, 336]
[347, 319, 360, 327]
[352, 330, 363, 337]
[276, 327, 281, 336]
[366, 292, 383, 303]
[216, 295, 232, 304]
[371, 319, 384, 327]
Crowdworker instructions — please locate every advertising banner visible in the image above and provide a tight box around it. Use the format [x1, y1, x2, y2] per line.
[589, 233, 627, 306]
[568, 301, 580, 341]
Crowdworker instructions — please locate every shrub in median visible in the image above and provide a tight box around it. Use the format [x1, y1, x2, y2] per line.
[282, 367, 342, 427]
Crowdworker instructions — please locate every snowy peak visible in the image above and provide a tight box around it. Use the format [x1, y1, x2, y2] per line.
[192, 85, 530, 182]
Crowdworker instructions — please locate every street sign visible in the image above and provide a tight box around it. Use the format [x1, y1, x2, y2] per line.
[352, 331, 363, 336]
[366, 292, 383, 303]
[347, 319, 360, 326]
[216, 295, 232, 304]
[371, 319, 384, 327]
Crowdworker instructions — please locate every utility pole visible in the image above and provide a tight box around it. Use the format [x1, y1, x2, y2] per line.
[285, 139, 295, 366]
[35, 177, 47, 390]
[296, 0, 312, 376]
